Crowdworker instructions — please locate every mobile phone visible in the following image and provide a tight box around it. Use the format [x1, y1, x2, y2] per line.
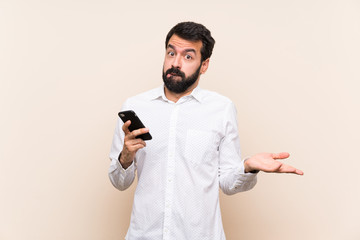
[118, 110, 152, 141]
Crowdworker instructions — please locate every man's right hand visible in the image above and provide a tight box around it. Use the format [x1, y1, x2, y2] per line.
[119, 120, 149, 169]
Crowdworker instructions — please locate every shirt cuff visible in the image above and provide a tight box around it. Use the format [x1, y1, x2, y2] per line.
[115, 157, 135, 173]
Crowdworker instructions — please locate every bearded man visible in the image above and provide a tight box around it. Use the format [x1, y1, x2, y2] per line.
[109, 21, 303, 240]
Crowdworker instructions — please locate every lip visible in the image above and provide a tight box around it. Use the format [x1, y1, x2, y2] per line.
[167, 73, 181, 79]
[168, 73, 179, 76]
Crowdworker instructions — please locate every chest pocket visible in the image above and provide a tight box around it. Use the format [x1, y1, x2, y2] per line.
[185, 129, 216, 168]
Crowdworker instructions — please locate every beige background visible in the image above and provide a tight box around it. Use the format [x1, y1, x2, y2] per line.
[1, 0, 359, 239]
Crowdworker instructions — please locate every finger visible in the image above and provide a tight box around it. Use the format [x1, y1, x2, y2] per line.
[126, 138, 147, 148]
[278, 164, 304, 175]
[127, 142, 147, 152]
[129, 127, 149, 139]
[122, 120, 131, 135]
[272, 152, 290, 160]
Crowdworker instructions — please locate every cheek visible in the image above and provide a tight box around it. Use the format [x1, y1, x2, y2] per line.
[163, 60, 171, 71]
[163, 64, 168, 73]
[185, 64, 198, 76]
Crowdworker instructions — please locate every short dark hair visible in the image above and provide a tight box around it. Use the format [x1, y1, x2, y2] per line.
[165, 22, 215, 62]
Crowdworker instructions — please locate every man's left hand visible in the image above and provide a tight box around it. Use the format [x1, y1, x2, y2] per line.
[244, 152, 304, 175]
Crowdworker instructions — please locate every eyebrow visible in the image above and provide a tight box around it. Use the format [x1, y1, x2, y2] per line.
[168, 44, 196, 54]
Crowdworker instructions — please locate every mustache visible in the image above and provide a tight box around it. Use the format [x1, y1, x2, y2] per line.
[165, 67, 185, 78]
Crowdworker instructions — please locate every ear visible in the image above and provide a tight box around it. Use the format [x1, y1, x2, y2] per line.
[200, 58, 210, 74]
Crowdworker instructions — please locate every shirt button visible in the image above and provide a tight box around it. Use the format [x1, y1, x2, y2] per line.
[168, 178, 172, 182]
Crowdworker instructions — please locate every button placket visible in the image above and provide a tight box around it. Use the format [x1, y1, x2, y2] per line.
[162, 104, 179, 239]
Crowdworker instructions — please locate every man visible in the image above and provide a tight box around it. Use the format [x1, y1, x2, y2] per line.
[109, 22, 303, 240]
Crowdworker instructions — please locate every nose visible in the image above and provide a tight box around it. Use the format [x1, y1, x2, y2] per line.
[171, 55, 182, 69]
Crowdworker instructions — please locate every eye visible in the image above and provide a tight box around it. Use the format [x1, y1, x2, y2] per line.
[168, 51, 175, 57]
[185, 54, 192, 60]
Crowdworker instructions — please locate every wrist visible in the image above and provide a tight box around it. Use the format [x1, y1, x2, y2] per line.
[244, 157, 259, 174]
[118, 152, 132, 169]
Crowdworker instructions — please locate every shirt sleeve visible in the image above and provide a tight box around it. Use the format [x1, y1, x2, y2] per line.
[218, 102, 257, 195]
[108, 101, 136, 191]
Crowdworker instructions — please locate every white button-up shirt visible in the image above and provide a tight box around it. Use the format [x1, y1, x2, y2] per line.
[109, 86, 257, 240]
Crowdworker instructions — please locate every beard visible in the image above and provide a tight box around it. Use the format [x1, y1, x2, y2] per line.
[162, 64, 202, 94]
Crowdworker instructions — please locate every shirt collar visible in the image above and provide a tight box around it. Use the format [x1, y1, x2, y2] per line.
[149, 85, 205, 103]
[149, 85, 167, 101]
[190, 85, 204, 103]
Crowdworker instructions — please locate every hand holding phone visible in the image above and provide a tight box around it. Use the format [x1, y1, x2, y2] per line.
[118, 110, 152, 141]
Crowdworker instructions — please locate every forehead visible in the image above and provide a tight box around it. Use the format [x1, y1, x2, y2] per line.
[167, 34, 202, 52]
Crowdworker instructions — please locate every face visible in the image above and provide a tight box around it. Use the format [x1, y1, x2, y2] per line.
[162, 34, 209, 94]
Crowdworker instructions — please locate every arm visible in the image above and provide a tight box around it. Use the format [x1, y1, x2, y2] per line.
[108, 116, 149, 191]
[218, 103, 258, 195]
[218, 103, 304, 194]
